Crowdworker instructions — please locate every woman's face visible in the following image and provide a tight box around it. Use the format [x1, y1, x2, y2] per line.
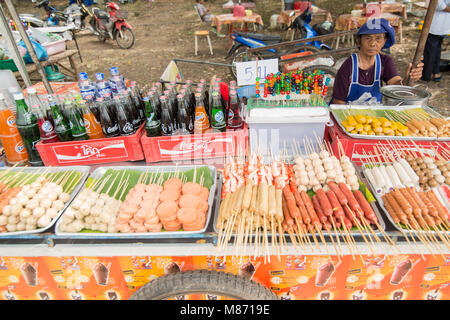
[358, 34, 386, 57]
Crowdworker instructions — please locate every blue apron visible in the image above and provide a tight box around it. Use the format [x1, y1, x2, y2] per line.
[346, 53, 382, 104]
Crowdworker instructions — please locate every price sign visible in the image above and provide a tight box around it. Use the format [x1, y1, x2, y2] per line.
[235, 58, 279, 87]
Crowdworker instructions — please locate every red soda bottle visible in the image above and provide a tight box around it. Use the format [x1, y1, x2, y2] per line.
[227, 90, 243, 130]
[27, 88, 59, 144]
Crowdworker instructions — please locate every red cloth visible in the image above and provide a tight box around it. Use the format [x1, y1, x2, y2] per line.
[293, 1, 311, 12]
[233, 4, 246, 17]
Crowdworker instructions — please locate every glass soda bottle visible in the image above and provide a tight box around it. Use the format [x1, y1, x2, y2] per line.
[176, 94, 193, 135]
[159, 95, 173, 136]
[194, 92, 210, 135]
[108, 67, 126, 94]
[98, 97, 120, 137]
[129, 81, 145, 120]
[164, 89, 178, 131]
[102, 92, 118, 122]
[66, 100, 89, 141]
[14, 93, 43, 166]
[211, 91, 226, 132]
[228, 90, 243, 130]
[27, 88, 59, 144]
[81, 99, 104, 140]
[0, 93, 28, 164]
[85, 95, 100, 122]
[148, 90, 161, 120]
[143, 94, 161, 137]
[115, 95, 136, 136]
[119, 90, 141, 130]
[49, 96, 72, 142]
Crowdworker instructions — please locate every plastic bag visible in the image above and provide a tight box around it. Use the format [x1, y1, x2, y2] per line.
[19, 40, 49, 64]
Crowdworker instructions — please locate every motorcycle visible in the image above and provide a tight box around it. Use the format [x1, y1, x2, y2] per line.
[226, 6, 334, 79]
[89, 2, 135, 49]
[20, 0, 92, 29]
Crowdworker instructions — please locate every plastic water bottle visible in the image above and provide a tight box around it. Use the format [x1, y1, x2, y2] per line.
[94, 72, 112, 99]
[108, 67, 126, 94]
[78, 72, 96, 100]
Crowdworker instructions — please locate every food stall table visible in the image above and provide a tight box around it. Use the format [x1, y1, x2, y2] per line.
[353, 2, 408, 19]
[335, 12, 403, 45]
[222, 2, 256, 11]
[277, 5, 333, 27]
[211, 13, 264, 50]
[13, 49, 80, 84]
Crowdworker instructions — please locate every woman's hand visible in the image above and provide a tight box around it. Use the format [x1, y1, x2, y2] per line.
[405, 62, 424, 83]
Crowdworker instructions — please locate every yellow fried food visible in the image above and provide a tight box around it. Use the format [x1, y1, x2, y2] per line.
[355, 114, 366, 124]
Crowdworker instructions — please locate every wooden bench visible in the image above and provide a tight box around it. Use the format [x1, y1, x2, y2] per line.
[14, 49, 79, 83]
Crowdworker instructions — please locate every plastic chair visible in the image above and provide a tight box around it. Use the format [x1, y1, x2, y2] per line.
[194, 5, 213, 55]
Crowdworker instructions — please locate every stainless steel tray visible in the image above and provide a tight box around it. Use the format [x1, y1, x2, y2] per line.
[330, 104, 449, 142]
[212, 164, 386, 238]
[0, 166, 90, 236]
[360, 163, 449, 236]
[55, 165, 217, 238]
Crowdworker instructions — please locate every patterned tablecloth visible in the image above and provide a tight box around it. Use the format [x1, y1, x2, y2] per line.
[277, 6, 333, 27]
[211, 13, 264, 34]
[353, 2, 407, 19]
[335, 12, 402, 31]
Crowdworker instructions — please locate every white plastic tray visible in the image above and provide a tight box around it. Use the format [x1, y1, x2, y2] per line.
[55, 165, 217, 238]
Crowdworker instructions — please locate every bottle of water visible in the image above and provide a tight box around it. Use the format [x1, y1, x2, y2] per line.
[108, 67, 127, 94]
[94, 72, 112, 99]
[78, 72, 96, 100]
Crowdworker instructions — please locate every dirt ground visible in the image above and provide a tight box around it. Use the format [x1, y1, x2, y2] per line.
[10, 0, 450, 116]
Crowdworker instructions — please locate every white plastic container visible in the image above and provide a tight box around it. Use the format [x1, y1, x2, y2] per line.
[246, 107, 331, 160]
[42, 39, 66, 56]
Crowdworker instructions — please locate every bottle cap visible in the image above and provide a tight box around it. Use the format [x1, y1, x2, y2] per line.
[195, 93, 202, 98]
[212, 91, 219, 97]
[160, 95, 167, 101]
[79, 72, 88, 80]
[143, 96, 149, 102]
[13, 93, 24, 100]
[176, 94, 184, 100]
[96, 97, 104, 102]
[109, 67, 119, 75]
[95, 72, 104, 81]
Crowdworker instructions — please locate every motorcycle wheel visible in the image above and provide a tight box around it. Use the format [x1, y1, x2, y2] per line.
[129, 270, 278, 300]
[229, 48, 261, 80]
[115, 27, 135, 49]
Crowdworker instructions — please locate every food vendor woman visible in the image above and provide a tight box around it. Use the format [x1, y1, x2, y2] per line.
[331, 18, 424, 105]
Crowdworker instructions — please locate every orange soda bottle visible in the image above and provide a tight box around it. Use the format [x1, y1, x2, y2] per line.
[193, 92, 210, 134]
[0, 93, 28, 164]
[81, 99, 104, 139]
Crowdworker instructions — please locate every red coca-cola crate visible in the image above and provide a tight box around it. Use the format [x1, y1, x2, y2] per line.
[325, 121, 450, 166]
[36, 124, 145, 166]
[140, 124, 249, 163]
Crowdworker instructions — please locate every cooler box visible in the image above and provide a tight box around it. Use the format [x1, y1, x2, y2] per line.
[42, 40, 66, 56]
[140, 124, 248, 163]
[326, 121, 450, 165]
[246, 107, 330, 160]
[36, 124, 145, 166]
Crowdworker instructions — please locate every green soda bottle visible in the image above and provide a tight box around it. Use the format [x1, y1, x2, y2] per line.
[48, 96, 72, 141]
[66, 100, 89, 141]
[14, 93, 43, 166]
[210, 91, 226, 132]
[144, 94, 161, 137]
